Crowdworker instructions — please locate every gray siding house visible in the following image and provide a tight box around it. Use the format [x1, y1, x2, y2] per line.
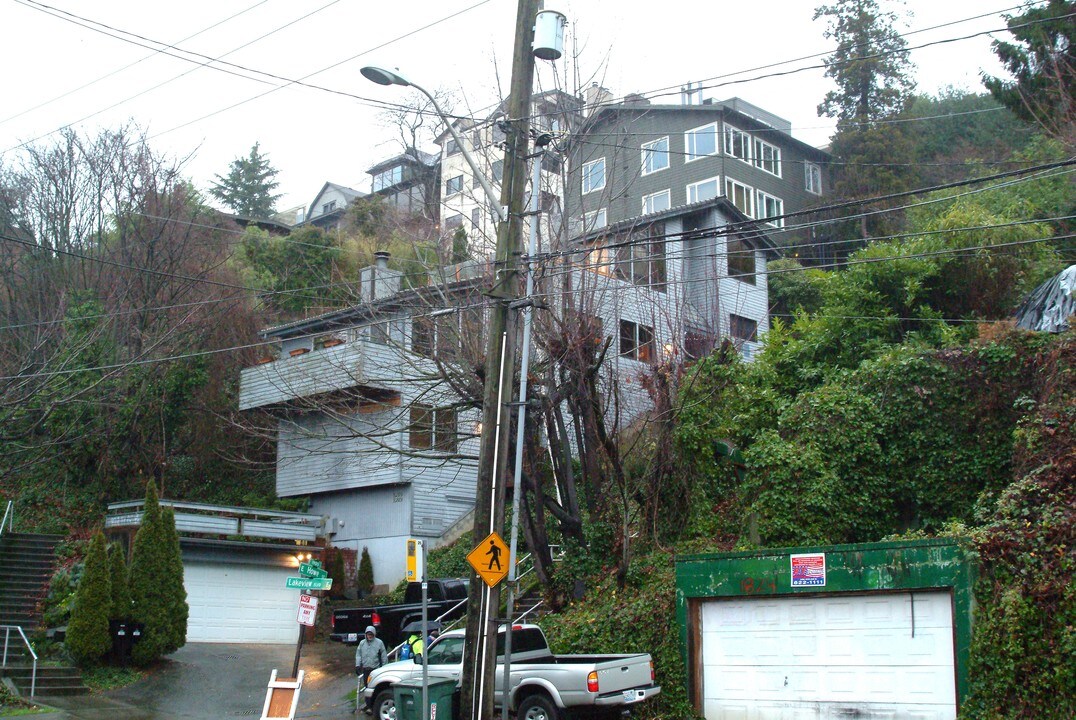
[239, 255, 487, 587]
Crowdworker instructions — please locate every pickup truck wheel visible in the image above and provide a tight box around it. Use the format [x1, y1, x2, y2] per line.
[518, 694, 561, 720]
[373, 689, 396, 720]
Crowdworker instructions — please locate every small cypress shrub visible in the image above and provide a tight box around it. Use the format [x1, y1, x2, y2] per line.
[107, 542, 130, 622]
[357, 546, 374, 597]
[66, 532, 111, 665]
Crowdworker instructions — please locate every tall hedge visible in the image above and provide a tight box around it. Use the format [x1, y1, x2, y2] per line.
[129, 482, 184, 664]
[66, 532, 111, 665]
[107, 542, 130, 622]
[357, 546, 374, 597]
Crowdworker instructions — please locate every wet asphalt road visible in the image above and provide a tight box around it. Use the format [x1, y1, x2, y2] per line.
[36, 641, 359, 720]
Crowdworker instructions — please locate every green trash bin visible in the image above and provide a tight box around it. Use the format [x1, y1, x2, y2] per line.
[392, 678, 456, 720]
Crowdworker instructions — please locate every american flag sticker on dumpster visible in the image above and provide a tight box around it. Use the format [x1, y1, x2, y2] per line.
[790, 553, 826, 587]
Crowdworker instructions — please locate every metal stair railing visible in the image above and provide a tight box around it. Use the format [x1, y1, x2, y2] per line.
[1, 624, 37, 697]
[0, 500, 12, 536]
[386, 596, 469, 660]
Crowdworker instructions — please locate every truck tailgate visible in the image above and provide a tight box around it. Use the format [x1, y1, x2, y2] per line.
[592, 654, 653, 694]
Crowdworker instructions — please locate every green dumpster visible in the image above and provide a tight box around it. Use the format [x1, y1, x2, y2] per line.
[392, 678, 456, 720]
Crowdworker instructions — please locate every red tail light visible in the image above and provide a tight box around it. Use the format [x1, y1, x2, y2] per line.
[371, 612, 381, 627]
[650, 661, 655, 683]
[587, 671, 599, 693]
[331, 614, 335, 629]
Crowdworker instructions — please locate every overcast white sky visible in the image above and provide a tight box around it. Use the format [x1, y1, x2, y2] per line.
[0, 0, 1022, 214]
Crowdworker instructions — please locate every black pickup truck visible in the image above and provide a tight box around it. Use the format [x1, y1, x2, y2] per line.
[330, 578, 469, 649]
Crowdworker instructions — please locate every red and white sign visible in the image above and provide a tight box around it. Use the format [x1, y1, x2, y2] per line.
[790, 553, 826, 587]
[296, 594, 319, 626]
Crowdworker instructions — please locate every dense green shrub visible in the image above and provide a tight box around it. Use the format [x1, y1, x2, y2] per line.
[541, 549, 692, 719]
[66, 532, 111, 665]
[328, 548, 346, 598]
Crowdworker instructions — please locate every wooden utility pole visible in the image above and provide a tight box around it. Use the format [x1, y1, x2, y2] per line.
[459, 0, 537, 718]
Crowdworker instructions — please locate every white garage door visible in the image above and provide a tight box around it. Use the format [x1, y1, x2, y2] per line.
[700, 592, 956, 720]
[184, 560, 298, 643]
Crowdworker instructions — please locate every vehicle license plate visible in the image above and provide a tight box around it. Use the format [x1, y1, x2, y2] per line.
[622, 690, 641, 703]
[347, 633, 358, 642]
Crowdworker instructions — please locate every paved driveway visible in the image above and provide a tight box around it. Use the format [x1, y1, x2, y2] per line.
[38, 641, 358, 720]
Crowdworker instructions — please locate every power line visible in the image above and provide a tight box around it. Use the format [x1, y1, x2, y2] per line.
[0, 0, 272, 128]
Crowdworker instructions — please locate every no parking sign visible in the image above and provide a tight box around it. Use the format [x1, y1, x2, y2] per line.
[296, 594, 318, 626]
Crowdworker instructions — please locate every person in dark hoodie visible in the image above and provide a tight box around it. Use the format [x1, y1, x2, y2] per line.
[355, 625, 387, 693]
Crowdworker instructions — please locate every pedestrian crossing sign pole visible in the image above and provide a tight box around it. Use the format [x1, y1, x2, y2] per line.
[467, 532, 510, 588]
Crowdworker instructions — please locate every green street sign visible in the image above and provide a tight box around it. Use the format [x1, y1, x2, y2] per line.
[299, 562, 328, 579]
[286, 576, 333, 590]
[308, 558, 323, 569]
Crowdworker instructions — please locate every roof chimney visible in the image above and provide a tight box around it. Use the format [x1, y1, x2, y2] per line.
[374, 251, 390, 269]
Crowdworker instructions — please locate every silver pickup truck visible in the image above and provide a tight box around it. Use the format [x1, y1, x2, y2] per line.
[362, 624, 660, 720]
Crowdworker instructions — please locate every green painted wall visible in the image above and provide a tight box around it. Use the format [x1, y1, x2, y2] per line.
[675, 538, 977, 707]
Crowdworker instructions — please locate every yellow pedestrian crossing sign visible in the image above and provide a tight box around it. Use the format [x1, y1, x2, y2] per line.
[467, 532, 510, 588]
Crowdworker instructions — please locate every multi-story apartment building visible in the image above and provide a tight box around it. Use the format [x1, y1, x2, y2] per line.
[436, 89, 582, 256]
[563, 96, 829, 369]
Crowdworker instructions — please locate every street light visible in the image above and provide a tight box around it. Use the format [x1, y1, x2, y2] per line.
[360, 66, 507, 224]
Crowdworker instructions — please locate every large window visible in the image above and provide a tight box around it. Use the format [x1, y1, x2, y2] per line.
[373, 165, 403, 191]
[641, 137, 669, 175]
[582, 158, 606, 195]
[753, 138, 781, 176]
[445, 175, 464, 196]
[412, 316, 434, 357]
[756, 190, 784, 227]
[445, 138, 460, 156]
[805, 162, 823, 195]
[725, 178, 754, 217]
[730, 314, 758, 342]
[727, 235, 756, 284]
[723, 125, 751, 163]
[619, 320, 654, 362]
[409, 404, 458, 452]
[642, 189, 671, 216]
[626, 223, 667, 290]
[685, 122, 718, 161]
[582, 208, 607, 233]
[687, 177, 720, 204]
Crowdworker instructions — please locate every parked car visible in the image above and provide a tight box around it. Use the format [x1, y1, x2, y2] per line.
[362, 623, 661, 720]
[330, 578, 468, 649]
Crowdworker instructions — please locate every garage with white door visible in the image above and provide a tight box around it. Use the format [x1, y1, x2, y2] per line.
[676, 540, 976, 720]
[184, 557, 298, 644]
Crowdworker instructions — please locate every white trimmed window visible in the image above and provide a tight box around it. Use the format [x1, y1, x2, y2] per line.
[445, 175, 464, 196]
[583, 208, 607, 232]
[687, 177, 720, 204]
[373, 165, 403, 191]
[641, 136, 670, 175]
[805, 162, 823, 195]
[582, 158, 606, 194]
[756, 190, 784, 227]
[724, 178, 754, 217]
[723, 125, 751, 163]
[642, 189, 671, 216]
[729, 314, 758, 343]
[753, 138, 781, 176]
[619, 319, 655, 363]
[684, 122, 719, 161]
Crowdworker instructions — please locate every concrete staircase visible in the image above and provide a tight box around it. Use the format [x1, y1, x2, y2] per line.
[0, 532, 89, 697]
[0, 533, 61, 628]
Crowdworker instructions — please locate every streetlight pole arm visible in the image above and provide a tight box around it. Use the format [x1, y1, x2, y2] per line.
[408, 81, 508, 225]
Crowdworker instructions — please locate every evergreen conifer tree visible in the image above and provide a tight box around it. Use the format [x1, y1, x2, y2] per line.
[129, 482, 170, 665]
[328, 549, 346, 598]
[160, 506, 188, 654]
[357, 546, 374, 597]
[209, 142, 282, 219]
[67, 532, 112, 665]
[107, 542, 130, 622]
